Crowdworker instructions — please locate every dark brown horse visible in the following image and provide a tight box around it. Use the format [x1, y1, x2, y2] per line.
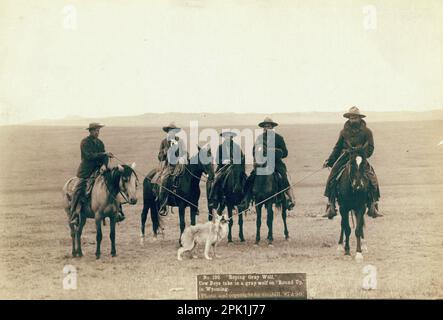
[140, 146, 214, 244]
[336, 147, 370, 261]
[251, 165, 290, 246]
[209, 163, 247, 242]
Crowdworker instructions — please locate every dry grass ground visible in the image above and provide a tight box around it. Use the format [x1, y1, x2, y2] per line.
[0, 121, 442, 299]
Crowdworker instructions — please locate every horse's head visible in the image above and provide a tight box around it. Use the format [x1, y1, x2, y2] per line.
[195, 145, 215, 181]
[117, 163, 139, 205]
[348, 149, 368, 193]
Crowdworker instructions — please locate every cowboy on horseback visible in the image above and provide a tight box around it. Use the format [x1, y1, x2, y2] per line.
[208, 131, 246, 210]
[243, 117, 295, 211]
[156, 122, 188, 216]
[322, 106, 382, 219]
[69, 123, 125, 227]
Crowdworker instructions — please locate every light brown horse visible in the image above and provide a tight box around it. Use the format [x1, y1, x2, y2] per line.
[62, 163, 138, 259]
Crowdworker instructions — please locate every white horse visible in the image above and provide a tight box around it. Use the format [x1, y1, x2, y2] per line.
[62, 163, 138, 259]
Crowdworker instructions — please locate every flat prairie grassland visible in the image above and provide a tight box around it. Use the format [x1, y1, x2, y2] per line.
[0, 121, 442, 299]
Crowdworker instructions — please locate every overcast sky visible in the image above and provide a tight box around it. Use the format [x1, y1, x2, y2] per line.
[1, 0, 442, 124]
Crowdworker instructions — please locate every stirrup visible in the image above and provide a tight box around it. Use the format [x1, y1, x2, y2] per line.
[368, 202, 383, 218]
[323, 203, 337, 219]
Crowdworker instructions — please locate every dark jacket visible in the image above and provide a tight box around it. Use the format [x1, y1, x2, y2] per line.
[326, 120, 374, 167]
[216, 140, 245, 170]
[76, 135, 108, 178]
[158, 137, 187, 164]
[253, 130, 288, 174]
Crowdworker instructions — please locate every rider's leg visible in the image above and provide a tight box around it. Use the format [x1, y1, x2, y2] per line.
[323, 172, 338, 219]
[366, 164, 383, 218]
[158, 167, 172, 216]
[240, 169, 255, 208]
[117, 204, 125, 222]
[279, 170, 295, 211]
[70, 178, 87, 226]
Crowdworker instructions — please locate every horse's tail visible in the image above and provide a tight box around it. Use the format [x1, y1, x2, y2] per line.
[62, 177, 77, 213]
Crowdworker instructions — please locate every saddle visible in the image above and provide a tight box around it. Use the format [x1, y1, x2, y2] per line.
[151, 163, 186, 198]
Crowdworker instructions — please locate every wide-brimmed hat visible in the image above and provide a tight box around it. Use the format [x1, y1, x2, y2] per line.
[258, 117, 278, 128]
[343, 106, 366, 118]
[162, 122, 181, 133]
[86, 122, 105, 130]
[220, 131, 237, 138]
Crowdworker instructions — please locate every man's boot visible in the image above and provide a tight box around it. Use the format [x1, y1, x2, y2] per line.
[285, 192, 295, 211]
[323, 200, 337, 219]
[116, 204, 126, 222]
[367, 201, 383, 218]
[69, 195, 82, 227]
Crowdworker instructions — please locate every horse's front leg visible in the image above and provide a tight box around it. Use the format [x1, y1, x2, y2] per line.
[339, 207, 351, 256]
[282, 204, 289, 240]
[190, 204, 197, 226]
[178, 204, 186, 246]
[255, 204, 262, 245]
[238, 206, 245, 242]
[227, 206, 233, 243]
[95, 217, 103, 259]
[354, 207, 365, 262]
[76, 213, 86, 257]
[110, 216, 117, 257]
[70, 223, 77, 257]
[266, 202, 274, 245]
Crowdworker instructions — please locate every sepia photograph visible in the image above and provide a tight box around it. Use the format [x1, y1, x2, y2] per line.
[0, 0, 442, 303]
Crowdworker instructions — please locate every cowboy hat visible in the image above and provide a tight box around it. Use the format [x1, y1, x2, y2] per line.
[86, 122, 105, 130]
[220, 131, 237, 138]
[343, 106, 366, 118]
[162, 122, 181, 132]
[258, 117, 278, 128]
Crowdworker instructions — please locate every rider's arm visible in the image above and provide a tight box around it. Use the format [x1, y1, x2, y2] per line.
[326, 132, 344, 166]
[364, 129, 375, 158]
[275, 135, 288, 159]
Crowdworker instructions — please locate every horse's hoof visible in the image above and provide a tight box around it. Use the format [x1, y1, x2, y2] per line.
[111, 252, 117, 257]
[77, 252, 83, 258]
[355, 252, 363, 262]
[152, 235, 158, 242]
[285, 235, 290, 240]
[268, 242, 274, 247]
[344, 251, 351, 256]
[337, 245, 345, 253]
[254, 241, 260, 247]
[228, 238, 233, 243]
[72, 252, 77, 258]
[240, 238, 245, 243]
[95, 254, 100, 260]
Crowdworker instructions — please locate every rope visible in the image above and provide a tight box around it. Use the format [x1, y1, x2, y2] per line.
[112, 155, 201, 211]
[226, 166, 325, 221]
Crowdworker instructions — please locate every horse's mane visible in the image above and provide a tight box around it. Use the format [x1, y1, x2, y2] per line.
[102, 165, 136, 196]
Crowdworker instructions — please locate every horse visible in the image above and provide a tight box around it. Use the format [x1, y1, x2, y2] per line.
[251, 165, 290, 246]
[209, 163, 247, 243]
[335, 147, 370, 261]
[62, 163, 138, 259]
[140, 146, 214, 244]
